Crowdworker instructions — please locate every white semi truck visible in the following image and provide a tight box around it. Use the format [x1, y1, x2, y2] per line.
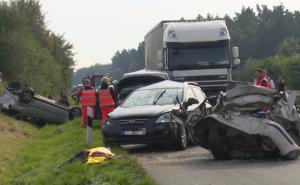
[144, 20, 240, 96]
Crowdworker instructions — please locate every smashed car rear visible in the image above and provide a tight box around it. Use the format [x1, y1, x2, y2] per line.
[188, 84, 300, 160]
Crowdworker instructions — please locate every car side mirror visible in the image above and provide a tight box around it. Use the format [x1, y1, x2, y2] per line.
[183, 98, 199, 110]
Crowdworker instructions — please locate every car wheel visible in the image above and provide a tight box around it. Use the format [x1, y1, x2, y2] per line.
[208, 125, 231, 160]
[19, 88, 34, 104]
[175, 125, 187, 151]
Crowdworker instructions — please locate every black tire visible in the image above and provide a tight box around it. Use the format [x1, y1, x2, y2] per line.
[283, 150, 299, 160]
[19, 88, 34, 104]
[175, 125, 187, 151]
[104, 140, 118, 148]
[208, 125, 231, 160]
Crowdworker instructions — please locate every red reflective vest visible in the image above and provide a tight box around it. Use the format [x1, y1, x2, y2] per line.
[99, 89, 114, 107]
[255, 77, 270, 88]
[80, 90, 97, 106]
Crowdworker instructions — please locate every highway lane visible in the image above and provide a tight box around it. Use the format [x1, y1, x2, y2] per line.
[126, 145, 300, 185]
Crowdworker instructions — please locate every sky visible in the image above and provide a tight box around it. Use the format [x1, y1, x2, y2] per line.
[40, 0, 300, 69]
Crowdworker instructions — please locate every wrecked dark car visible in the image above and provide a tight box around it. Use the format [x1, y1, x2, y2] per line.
[103, 80, 209, 150]
[0, 82, 76, 125]
[186, 84, 300, 160]
[117, 69, 169, 104]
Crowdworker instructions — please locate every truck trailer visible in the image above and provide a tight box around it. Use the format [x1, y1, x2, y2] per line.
[144, 20, 240, 96]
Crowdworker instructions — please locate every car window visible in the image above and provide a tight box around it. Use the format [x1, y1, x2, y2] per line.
[192, 87, 205, 103]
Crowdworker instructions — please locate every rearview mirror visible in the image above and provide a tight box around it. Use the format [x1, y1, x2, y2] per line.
[232, 46, 239, 59]
[233, 58, 240, 66]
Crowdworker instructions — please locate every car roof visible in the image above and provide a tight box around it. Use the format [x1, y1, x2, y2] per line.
[123, 69, 168, 78]
[138, 80, 185, 90]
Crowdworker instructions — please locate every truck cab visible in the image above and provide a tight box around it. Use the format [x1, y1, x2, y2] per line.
[145, 20, 240, 96]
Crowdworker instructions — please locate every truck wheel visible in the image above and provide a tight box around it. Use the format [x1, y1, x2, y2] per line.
[208, 125, 231, 160]
[175, 125, 187, 151]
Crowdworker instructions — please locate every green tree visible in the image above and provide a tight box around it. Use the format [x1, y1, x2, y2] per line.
[277, 37, 300, 57]
[0, 0, 75, 96]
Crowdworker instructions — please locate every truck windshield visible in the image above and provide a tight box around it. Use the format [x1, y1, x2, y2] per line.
[168, 44, 230, 70]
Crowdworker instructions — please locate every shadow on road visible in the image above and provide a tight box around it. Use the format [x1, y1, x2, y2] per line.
[123, 144, 180, 154]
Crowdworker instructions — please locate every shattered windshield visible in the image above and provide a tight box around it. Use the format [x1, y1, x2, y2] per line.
[122, 88, 183, 107]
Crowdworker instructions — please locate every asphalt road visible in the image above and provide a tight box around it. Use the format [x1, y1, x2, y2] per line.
[125, 145, 300, 185]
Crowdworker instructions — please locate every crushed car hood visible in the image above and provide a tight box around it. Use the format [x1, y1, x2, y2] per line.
[217, 85, 277, 111]
[109, 104, 179, 119]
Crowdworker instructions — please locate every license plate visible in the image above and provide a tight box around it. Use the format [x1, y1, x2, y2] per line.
[122, 128, 146, 135]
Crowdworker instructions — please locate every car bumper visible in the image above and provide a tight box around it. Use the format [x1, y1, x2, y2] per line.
[102, 121, 178, 145]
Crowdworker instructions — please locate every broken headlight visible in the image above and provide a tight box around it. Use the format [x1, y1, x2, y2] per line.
[156, 113, 173, 123]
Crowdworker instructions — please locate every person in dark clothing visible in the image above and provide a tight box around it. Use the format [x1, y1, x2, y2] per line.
[277, 76, 286, 92]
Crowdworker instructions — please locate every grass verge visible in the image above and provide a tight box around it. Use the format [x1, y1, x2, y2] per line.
[0, 81, 5, 95]
[1, 118, 156, 185]
[0, 114, 38, 183]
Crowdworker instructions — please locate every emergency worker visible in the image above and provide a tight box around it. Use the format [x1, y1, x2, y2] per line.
[78, 79, 96, 127]
[254, 68, 270, 88]
[99, 77, 115, 124]
[254, 68, 270, 114]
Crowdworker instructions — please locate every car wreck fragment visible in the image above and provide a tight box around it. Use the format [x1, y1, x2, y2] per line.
[187, 84, 300, 160]
[0, 83, 70, 124]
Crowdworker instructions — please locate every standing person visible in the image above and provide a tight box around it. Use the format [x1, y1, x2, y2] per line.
[254, 68, 271, 115]
[264, 69, 275, 89]
[78, 79, 96, 127]
[254, 68, 270, 88]
[99, 77, 115, 124]
[277, 76, 286, 92]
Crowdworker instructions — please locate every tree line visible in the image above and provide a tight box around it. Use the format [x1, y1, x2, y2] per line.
[76, 5, 300, 89]
[0, 0, 75, 96]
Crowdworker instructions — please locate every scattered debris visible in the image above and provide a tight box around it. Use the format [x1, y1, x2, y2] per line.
[58, 147, 114, 168]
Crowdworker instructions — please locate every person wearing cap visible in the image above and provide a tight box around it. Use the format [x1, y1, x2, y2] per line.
[78, 79, 96, 127]
[99, 77, 115, 124]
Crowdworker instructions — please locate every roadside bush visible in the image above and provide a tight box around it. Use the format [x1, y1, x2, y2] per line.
[233, 56, 300, 90]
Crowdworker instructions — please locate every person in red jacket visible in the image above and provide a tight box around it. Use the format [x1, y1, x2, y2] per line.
[255, 68, 270, 88]
[99, 76, 115, 124]
[254, 68, 271, 114]
[78, 79, 96, 127]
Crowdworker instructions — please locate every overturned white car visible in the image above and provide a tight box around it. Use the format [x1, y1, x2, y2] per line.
[188, 85, 300, 160]
[0, 82, 78, 125]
